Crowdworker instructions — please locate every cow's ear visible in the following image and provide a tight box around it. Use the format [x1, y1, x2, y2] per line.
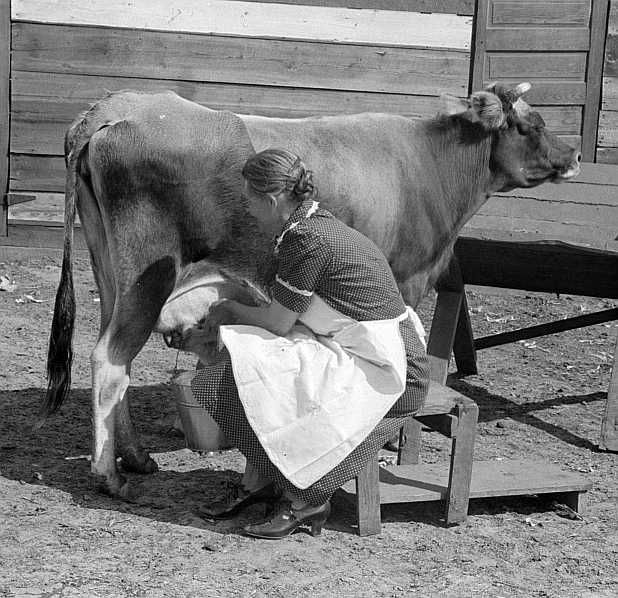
[439, 93, 470, 117]
[467, 91, 505, 130]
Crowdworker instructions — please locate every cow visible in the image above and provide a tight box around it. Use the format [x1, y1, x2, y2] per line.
[44, 82, 581, 498]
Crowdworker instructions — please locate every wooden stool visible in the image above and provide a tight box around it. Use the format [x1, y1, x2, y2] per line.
[340, 381, 478, 536]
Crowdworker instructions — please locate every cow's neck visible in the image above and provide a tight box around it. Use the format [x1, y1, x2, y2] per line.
[425, 118, 495, 237]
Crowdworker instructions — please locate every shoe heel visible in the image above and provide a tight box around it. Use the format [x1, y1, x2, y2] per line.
[310, 517, 326, 537]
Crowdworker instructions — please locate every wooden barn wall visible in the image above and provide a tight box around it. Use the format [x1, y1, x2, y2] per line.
[598, 0, 618, 163]
[7, 0, 473, 206]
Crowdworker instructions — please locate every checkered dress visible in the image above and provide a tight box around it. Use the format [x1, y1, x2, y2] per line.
[191, 200, 430, 505]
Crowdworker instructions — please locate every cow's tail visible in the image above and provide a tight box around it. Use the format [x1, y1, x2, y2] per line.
[40, 147, 81, 421]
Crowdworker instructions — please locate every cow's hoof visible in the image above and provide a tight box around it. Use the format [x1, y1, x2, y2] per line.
[120, 452, 159, 474]
[93, 473, 130, 500]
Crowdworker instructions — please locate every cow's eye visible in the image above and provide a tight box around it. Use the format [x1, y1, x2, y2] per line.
[516, 121, 531, 135]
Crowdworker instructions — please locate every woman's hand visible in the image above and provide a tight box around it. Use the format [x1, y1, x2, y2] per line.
[201, 299, 237, 337]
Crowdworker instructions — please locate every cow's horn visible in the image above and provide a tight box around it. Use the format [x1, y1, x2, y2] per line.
[514, 82, 531, 97]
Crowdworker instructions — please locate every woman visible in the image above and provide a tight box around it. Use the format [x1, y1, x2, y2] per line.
[190, 149, 429, 539]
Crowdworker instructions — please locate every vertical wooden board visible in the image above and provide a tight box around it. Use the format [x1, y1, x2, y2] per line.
[0, 0, 9, 236]
[582, 0, 610, 161]
[469, 0, 490, 92]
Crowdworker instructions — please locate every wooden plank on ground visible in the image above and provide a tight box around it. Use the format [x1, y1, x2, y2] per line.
[12, 23, 470, 97]
[340, 459, 591, 504]
[11, 0, 473, 50]
[0, 0, 9, 236]
[232, 0, 476, 15]
[581, 0, 610, 161]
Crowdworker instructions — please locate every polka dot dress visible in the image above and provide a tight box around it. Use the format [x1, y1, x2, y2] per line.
[191, 200, 430, 506]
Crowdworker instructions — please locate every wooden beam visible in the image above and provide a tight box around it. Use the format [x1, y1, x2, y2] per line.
[455, 238, 618, 299]
[582, 0, 610, 161]
[474, 308, 618, 350]
[0, 0, 9, 236]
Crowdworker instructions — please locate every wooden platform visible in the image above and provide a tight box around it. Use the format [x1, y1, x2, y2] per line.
[340, 459, 591, 512]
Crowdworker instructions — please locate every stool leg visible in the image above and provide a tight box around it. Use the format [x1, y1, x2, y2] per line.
[398, 419, 422, 465]
[355, 457, 381, 536]
[445, 400, 478, 525]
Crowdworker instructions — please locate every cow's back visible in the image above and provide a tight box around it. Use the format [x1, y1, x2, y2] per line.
[240, 113, 433, 260]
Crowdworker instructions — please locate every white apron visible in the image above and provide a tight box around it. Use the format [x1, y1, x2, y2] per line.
[218, 294, 410, 489]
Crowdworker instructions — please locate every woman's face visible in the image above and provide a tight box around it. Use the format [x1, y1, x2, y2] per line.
[242, 179, 285, 236]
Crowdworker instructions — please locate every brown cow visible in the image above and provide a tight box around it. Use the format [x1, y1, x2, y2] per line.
[44, 82, 580, 497]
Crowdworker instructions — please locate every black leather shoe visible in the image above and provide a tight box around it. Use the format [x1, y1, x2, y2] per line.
[243, 500, 331, 539]
[201, 483, 281, 520]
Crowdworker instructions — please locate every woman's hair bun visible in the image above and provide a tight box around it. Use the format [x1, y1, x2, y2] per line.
[292, 166, 315, 201]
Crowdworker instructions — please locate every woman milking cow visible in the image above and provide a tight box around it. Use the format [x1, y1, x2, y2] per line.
[184, 148, 430, 539]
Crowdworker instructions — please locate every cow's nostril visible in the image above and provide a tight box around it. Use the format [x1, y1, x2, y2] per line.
[575, 152, 582, 163]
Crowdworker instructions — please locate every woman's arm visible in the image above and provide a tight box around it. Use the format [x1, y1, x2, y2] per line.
[222, 298, 299, 336]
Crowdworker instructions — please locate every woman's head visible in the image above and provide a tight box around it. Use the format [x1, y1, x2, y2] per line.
[241, 149, 316, 234]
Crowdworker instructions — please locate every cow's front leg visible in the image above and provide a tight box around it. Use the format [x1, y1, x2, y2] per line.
[115, 392, 158, 474]
[90, 338, 130, 498]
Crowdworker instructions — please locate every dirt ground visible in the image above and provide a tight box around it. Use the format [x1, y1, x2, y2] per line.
[0, 250, 617, 598]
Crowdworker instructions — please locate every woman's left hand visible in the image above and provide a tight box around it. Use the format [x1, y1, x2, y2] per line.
[201, 299, 237, 337]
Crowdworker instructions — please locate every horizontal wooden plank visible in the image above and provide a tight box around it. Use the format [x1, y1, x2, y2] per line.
[486, 28, 590, 51]
[233, 0, 475, 14]
[11, 0, 473, 50]
[480, 79, 586, 105]
[534, 105, 582, 134]
[464, 214, 616, 250]
[9, 155, 65, 193]
[10, 72, 448, 155]
[598, 110, 618, 146]
[455, 238, 618, 298]
[341, 460, 591, 503]
[12, 23, 470, 97]
[459, 226, 618, 253]
[0, 222, 86, 250]
[7, 193, 72, 224]
[596, 147, 618, 164]
[487, 52, 586, 80]
[553, 161, 618, 185]
[489, 1, 591, 26]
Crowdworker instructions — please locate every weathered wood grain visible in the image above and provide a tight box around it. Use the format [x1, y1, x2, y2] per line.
[598, 110, 618, 147]
[582, 0, 610, 161]
[490, 1, 590, 26]
[485, 28, 590, 51]
[12, 23, 470, 97]
[11, 0, 473, 49]
[0, 1, 9, 236]
[486, 53, 586, 80]
[232, 0, 475, 15]
[10, 71, 449, 155]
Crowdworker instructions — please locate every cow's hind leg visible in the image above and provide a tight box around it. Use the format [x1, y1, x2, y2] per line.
[90, 257, 175, 496]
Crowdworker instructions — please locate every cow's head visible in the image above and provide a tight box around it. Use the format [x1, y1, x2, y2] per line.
[441, 82, 581, 192]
